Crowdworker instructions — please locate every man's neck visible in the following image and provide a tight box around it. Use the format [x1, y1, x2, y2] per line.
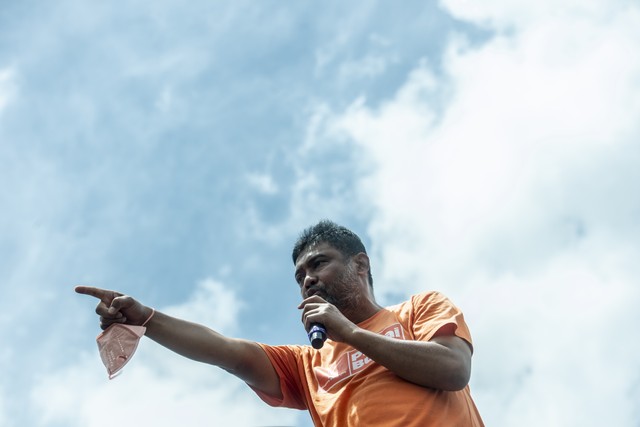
[343, 298, 384, 324]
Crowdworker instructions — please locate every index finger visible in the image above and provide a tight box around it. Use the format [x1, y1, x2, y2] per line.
[74, 286, 121, 304]
[297, 295, 327, 309]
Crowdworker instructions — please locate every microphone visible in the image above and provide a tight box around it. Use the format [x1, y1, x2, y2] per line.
[308, 323, 327, 349]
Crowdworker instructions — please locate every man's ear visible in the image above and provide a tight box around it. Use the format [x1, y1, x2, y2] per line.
[353, 253, 370, 276]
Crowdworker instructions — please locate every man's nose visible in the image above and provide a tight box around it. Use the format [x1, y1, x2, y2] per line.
[303, 274, 318, 290]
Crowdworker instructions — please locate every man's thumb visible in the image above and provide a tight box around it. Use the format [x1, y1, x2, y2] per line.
[109, 295, 130, 313]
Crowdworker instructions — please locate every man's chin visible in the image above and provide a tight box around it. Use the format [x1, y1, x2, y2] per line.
[320, 293, 336, 305]
[310, 292, 348, 310]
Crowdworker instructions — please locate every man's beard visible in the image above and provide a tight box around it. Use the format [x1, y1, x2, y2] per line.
[322, 264, 362, 312]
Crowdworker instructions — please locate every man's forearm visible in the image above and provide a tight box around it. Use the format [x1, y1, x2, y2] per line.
[144, 310, 242, 370]
[346, 327, 471, 391]
[143, 310, 282, 397]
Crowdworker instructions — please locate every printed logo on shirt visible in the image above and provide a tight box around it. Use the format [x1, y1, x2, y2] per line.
[314, 322, 406, 392]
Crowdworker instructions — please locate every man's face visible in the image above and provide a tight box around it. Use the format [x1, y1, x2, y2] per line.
[294, 242, 361, 310]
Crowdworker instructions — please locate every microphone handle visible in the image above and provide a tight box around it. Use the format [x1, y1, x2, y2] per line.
[308, 323, 327, 349]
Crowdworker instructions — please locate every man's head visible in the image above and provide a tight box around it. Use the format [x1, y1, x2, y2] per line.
[292, 220, 373, 287]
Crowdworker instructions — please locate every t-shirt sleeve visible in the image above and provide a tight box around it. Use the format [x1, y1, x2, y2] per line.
[249, 343, 308, 410]
[409, 291, 473, 351]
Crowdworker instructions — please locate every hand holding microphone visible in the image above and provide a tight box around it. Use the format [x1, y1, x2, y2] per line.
[300, 295, 355, 350]
[308, 323, 327, 349]
[299, 295, 331, 350]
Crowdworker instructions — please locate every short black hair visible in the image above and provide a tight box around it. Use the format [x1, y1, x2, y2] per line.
[292, 220, 373, 286]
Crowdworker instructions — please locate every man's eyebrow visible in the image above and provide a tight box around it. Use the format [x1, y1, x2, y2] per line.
[294, 253, 324, 276]
[305, 254, 326, 265]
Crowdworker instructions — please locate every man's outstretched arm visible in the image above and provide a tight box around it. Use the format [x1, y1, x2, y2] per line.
[75, 286, 281, 397]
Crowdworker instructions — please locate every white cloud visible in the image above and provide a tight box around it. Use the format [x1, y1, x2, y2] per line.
[31, 354, 298, 427]
[246, 172, 279, 196]
[315, 31, 353, 73]
[163, 278, 244, 332]
[0, 68, 16, 114]
[155, 86, 174, 112]
[314, 28, 397, 84]
[464, 240, 640, 425]
[336, 0, 640, 292]
[441, 0, 628, 31]
[31, 279, 299, 427]
[337, 52, 398, 82]
[324, 0, 640, 425]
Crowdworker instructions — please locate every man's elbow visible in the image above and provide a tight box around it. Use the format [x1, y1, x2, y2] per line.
[415, 359, 471, 391]
[441, 360, 471, 391]
[443, 370, 470, 391]
[429, 335, 473, 391]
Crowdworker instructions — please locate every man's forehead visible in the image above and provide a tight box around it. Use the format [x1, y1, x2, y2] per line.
[294, 242, 336, 266]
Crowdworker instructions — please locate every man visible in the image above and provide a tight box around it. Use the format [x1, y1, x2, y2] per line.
[76, 220, 483, 426]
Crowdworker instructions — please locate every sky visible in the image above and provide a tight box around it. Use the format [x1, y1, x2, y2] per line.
[1, 0, 639, 426]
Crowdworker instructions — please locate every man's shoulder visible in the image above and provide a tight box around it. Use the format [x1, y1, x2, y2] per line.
[383, 291, 457, 324]
[385, 290, 447, 309]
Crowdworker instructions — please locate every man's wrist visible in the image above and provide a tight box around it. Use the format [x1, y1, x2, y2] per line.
[141, 307, 156, 327]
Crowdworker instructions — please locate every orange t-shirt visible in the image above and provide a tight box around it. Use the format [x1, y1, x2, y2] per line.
[252, 291, 484, 426]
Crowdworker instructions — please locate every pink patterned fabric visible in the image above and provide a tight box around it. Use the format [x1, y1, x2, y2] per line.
[96, 309, 155, 379]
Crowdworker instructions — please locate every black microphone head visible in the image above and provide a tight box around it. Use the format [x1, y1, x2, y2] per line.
[308, 324, 327, 349]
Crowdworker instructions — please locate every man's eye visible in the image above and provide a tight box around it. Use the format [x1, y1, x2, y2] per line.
[314, 259, 327, 268]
